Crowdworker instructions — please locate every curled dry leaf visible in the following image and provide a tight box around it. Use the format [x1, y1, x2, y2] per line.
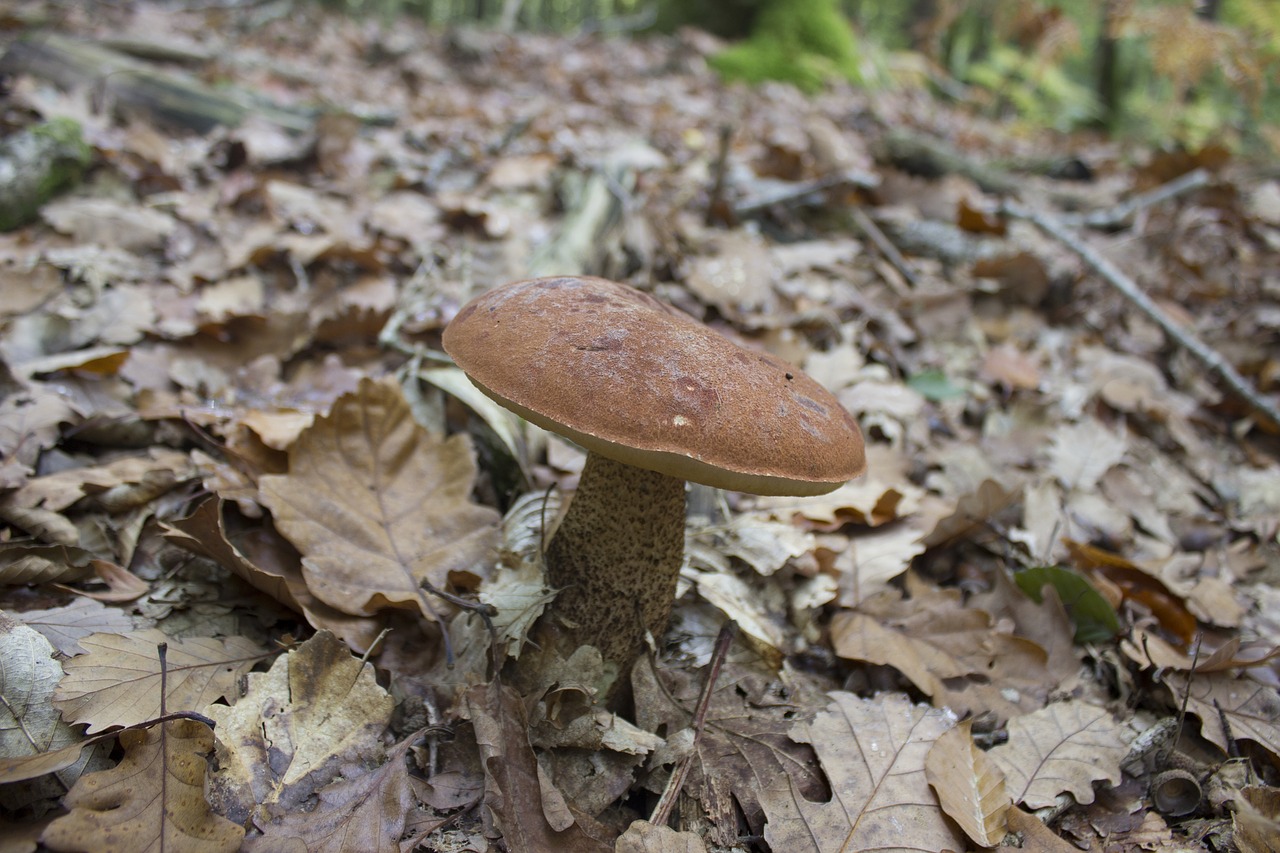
[53, 629, 268, 734]
[760, 692, 963, 853]
[988, 700, 1129, 809]
[206, 631, 395, 822]
[259, 377, 500, 622]
[925, 720, 1009, 848]
[40, 719, 244, 853]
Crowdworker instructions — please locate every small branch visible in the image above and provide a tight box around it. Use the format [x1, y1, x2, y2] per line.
[649, 620, 738, 828]
[1002, 200, 1280, 431]
[733, 169, 879, 220]
[1060, 168, 1211, 230]
[851, 206, 918, 291]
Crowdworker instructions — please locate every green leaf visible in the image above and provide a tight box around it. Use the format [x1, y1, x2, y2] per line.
[907, 370, 965, 401]
[1015, 565, 1121, 645]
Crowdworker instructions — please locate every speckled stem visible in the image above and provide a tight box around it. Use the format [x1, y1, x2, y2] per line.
[543, 452, 686, 675]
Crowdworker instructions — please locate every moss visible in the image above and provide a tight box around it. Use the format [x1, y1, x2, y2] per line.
[0, 118, 91, 231]
[709, 0, 862, 92]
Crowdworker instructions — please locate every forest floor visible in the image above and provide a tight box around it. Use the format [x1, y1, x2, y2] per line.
[1, 2, 1279, 852]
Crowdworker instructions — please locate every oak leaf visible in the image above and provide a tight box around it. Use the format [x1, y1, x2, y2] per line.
[259, 377, 500, 621]
[1162, 670, 1280, 761]
[40, 719, 243, 853]
[988, 700, 1128, 808]
[760, 692, 963, 853]
[52, 629, 268, 734]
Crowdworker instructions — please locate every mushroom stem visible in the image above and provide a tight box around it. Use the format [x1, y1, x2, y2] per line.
[543, 451, 686, 675]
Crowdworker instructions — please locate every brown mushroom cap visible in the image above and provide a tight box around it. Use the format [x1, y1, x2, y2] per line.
[443, 276, 866, 496]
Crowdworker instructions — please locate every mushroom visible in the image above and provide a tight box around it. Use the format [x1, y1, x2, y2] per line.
[443, 276, 865, 680]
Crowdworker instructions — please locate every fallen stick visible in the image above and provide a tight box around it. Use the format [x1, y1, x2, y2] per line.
[1059, 168, 1211, 230]
[1002, 199, 1280, 430]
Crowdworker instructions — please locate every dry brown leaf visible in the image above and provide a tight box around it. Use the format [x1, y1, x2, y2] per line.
[259, 377, 500, 621]
[760, 692, 963, 853]
[64, 559, 149, 603]
[988, 700, 1129, 809]
[999, 806, 1080, 852]
[615, 820, 707, 853]
[1162, 670, 1280, 761]
[40, 719, 244, 853]
[633, 655, 825, 844]
[0, 618, 107, 804]
[164, 498, 386, 653]
[831, 578, 1052, 719]
[53, 629, 268, 734]
[206, 631, 395, 822]
[1233, 785, 1280, 853]
[464, 681, 612, 853]
[0, 542, 96, 586]
[0, 383, 75, 489]
[247, 729, 421, 853]
[15, 596, 135, 655]
[925, 720, 1010, 847]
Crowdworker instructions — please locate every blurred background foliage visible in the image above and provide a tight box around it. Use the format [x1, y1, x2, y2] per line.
[317, 0, 1280, 154]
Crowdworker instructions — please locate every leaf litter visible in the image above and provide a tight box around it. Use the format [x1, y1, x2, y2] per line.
[0, 2, 1277, 851]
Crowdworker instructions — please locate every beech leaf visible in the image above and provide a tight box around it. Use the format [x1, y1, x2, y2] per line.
[760, 692, 963, 853]
[259, 377, 500, 620]
[52, 629, 268, 734]
[988, 700, 1129, 808]
[925, 720, 1009, 847]
[40, 719, 244, 853]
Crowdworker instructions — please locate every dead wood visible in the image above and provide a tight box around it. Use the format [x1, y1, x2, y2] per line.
[0, 33, 313, 134]
[1004, 198, 1280, 431]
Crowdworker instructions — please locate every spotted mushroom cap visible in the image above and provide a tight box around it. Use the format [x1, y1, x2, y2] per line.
[442, 276, 866, 496]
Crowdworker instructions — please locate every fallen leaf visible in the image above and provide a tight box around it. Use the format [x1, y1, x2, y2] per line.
[14, 597, 135, 655]
[247, 729, 422, 853]
[832, 577, 1052, 719]
[464, 681, 611, 853]
[259, 377, 500, 621]
[0, 618, 108, 806]
[760, 692, 963, 853]
[988, 700, 1129, 808]
[53, 629, 268, 734]
[1161, 670, 1280, 761]
[1047, 419, 1128, 492]
[925, 720, 1009, 848]
[634, 657, 827, 844]
[615, 820, 706, 853]
[40, 719, 244, 853]
[206, 631, 395, 821]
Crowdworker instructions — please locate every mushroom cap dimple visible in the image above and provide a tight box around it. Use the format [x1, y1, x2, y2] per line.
[443, 276, 866, 496]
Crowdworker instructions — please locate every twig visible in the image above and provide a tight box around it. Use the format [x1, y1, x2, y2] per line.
[1002, 199, 1280, 431]
[1060, 168, 1211, 230]
[851, 206, 918, 291]
[705, 124, 733, 226]
[649, 620, 738, 828]
[733, 169, 879, 219]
